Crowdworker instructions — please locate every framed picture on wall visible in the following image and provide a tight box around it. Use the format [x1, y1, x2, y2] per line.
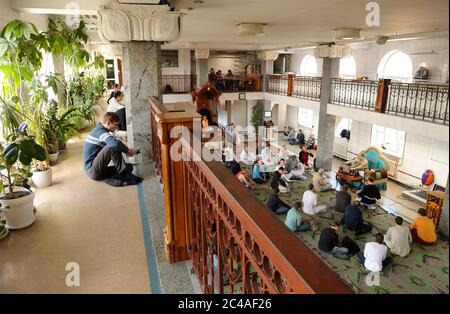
[239, 93, 246, 100]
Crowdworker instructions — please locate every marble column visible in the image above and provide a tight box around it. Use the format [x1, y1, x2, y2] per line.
[122, 41, 161, 162]
[261, 60, 274, 92]
[196, 58, 208, 87]
[439, 176, 449, 238]
[315, 57, 339, 171]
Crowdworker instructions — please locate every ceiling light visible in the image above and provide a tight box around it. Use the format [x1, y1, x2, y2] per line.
[334, 28, 361, 40]
[193, 0, 204, 4]
[237, 23, 265, 36]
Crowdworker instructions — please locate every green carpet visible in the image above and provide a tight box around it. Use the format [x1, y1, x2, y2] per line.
[242, 165, 449, 294]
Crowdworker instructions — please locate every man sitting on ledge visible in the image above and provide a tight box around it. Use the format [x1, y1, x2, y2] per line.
[83, 112, 142, 187]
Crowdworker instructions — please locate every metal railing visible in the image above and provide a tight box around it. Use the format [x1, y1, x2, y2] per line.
[267, 74, 289, 95]
[161, 74, 196, 94]
[292, 76, 322, 100]
[386, 82, 449, 125]
[330, 78, 379, 110]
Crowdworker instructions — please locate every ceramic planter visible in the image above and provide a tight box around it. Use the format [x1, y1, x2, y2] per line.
[0, 187, 36, 230]
[32, 166, 52, 188]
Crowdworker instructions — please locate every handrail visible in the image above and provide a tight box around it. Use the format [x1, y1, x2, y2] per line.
[180, 135, 352, 294]
[386, 82, 449, 125]
[150, 97, 168, 180]
[161, 74, 197, 94]
[330, 78, 379, 110]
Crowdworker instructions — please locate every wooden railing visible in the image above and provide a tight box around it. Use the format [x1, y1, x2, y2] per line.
[150, 98, 168, 182]
[161, 74, 197, 94]
[149, 97, 352, 294]
[386, 82, 449, 125]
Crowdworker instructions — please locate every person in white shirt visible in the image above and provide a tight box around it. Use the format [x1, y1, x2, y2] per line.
[239, 145, 256, 166]
[384, 216, 412, 257]
[302, 183, 328, 215]
[107, 91, 125, 113]
[357, 233, 393, 272]
[223, 145, 234, 166]
[278, 145, 290, 161]
[260, 142, 275, 166]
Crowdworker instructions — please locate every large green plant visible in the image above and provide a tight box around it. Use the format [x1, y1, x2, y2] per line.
[0, 123, 46, 198]
[251, 103, 264, 133]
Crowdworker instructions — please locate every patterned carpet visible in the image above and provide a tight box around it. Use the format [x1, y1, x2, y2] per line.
[242, 165, 449, 294]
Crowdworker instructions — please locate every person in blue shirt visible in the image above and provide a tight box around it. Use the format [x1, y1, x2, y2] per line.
[285, 201, 311, 232]
[266, 189, 290, 215]
[83, 112, 142, 187]
[252, 158, 267, 183]
[340, 200, 373, 235]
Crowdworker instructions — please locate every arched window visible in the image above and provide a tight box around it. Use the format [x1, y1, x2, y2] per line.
[377, 50, 413, 82]
[299, 55, 318, 76]
[339, 56, 356, 79]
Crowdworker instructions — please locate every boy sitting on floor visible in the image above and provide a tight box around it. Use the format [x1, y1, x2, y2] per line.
[284, 201, 311, 232]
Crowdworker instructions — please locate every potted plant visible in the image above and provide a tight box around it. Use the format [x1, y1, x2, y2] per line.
[31, 160, 52, 188]
[0, 123, 46, 229]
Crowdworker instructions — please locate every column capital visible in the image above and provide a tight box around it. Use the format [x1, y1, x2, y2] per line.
[98, 0, 183, 42]
[257, 51, 279, 61]
[195, 48, 210, 59]
[314, 44, 351, 59]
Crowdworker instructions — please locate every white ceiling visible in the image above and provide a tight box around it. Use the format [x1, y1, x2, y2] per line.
[164, 0, 449, 50]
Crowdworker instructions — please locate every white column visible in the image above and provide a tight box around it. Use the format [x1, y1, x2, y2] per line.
[315, 57, 340, 171]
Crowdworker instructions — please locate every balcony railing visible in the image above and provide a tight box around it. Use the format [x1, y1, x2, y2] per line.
[386, 82, 449, 125]
[149, 97, 352, 294]
[267, 74, 289, 95]
[330, 78, 379, 110]
[292, 76, 322, 100]
[161, 74, 196, 94]
[208, 76, 263, 92]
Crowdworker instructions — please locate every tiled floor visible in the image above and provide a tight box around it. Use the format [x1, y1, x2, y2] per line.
[0, 133, 151, 293]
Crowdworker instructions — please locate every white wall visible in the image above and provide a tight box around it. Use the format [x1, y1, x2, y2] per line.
[345, 119, 449, 187]
[351, 37, 449, 83]
[289, 36, 449, 84]
[208, 57, 235, 74]
[162, 49, 191, 75]
[230, 100, 248, 127]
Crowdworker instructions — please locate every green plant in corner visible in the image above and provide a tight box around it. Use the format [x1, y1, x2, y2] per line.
[250, 103, 264, 133]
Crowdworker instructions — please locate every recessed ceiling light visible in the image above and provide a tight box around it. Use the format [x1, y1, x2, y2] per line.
[193, 0, 204, 4]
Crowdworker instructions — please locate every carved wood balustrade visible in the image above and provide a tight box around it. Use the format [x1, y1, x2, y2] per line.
[150, 97, 352, 294]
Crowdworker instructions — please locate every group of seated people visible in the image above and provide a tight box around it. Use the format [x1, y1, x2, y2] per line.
[223, 136, 439, 275]
[318, 206, 437, 272]
[282, 127, 316, 149]
[208, 68, 235, 90]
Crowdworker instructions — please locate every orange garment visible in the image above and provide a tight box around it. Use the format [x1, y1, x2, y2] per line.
[410, 216, 437, 243]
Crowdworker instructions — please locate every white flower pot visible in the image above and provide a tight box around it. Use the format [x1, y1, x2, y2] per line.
[48, 152, 59, 165]
[32, 167, 53, 188]
[0, 187, 36, 230]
